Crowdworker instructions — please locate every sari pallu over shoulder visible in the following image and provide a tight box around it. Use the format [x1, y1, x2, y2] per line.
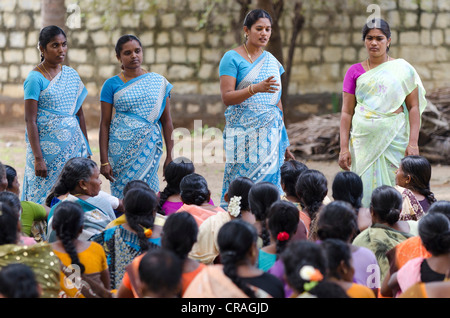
[108, 73, 172, 198]
[22, 66, 91, 205]
[220, 52, 289, 206]
[349, 59, 427, 208]
[46, 194, 114, 243]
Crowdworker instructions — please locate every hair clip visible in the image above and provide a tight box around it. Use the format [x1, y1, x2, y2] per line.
[277, 231, 290, 241]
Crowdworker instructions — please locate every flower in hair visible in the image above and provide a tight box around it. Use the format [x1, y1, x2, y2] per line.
[141, 225, 153, 238]
[299, 265, 323, 282]
[277, 232, 290, 241]
[228, 196, 242, 217]
[144, 228, 153, 238]
[299, 265, 324, 292]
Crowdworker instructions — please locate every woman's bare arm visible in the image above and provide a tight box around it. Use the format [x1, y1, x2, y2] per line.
[24, 99, 47, 178]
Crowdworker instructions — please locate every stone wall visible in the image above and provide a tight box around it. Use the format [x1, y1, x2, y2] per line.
[1, 0, 449, 129]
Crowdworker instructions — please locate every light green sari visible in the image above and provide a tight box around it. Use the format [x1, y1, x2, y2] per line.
[350, 59, 427, 207]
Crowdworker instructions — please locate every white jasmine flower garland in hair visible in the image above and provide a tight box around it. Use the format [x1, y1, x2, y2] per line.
[228, 196, 242, 217]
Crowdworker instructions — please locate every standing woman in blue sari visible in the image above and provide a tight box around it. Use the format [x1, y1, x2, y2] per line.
[219, 9, 294, 207]
[23, 26, 91, 205]
[99, 35, 174, 199]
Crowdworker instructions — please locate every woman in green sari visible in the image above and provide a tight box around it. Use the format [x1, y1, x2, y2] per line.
[339, 19, 427, 208]
[352, 185, 418, 285]
[0, 202, 60, 298]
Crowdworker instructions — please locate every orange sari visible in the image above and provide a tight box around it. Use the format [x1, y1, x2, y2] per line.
[176, 204, 225, 227]
[386, 236, 431, 274]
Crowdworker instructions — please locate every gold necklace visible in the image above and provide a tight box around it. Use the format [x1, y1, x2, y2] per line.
[37, 63, 62, 80]
[243, 43, 262, 64]
[122, 68, 148, 83]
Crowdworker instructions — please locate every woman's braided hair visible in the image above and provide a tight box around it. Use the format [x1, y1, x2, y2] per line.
[52, 201, 86, 273]
[217, 219, 259, 298]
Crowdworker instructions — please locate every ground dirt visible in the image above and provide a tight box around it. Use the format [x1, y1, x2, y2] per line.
[1, 126, 449, 204]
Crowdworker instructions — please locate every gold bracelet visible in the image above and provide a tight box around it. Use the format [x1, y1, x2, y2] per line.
[408, 144, 419, 149]
[339, 151, 349, 156]
[101, 162, 110, 166]
[248, 85, 254, 95]
[250, 84, 256, 95]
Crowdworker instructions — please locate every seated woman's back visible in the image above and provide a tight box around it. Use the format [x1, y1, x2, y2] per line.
[176, 173, 223, 226]
[50, 201, 111, 298]
[90, 187, 161, 289]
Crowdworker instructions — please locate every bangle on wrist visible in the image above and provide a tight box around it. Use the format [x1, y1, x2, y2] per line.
[248, 85, 255, 96]
[250, 84, 256, 95]
[408, 144, 419, 149]
[101, 162, 110, 167]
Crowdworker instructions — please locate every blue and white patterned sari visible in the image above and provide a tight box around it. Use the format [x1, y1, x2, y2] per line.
[220, 51, 290, 206]
[108, 73, 172, 198]
[23, 66, 90, 204]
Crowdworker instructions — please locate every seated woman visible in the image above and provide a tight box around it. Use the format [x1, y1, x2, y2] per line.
[0, 202, 60, 298]
[176, 173, 225, 226]
[316, 201, 379, 291]
[395, 155, 437, 220]
[105, 179, 166, 230]
[280, 160, 310, 233]
[321, 239, 376, 298]
[90, 187, 161, 290]
[248, 182, 281, 248]
[352, 185, 418, 285]
[280, 240, 348, 298]
[0, 263, 41, 298]
[295, 169, 328, 241]
[184, 219, 285, 298]
[332, 171, 372, 233]
[159, 157, 208, 216]
[51, 201, 112, 298]
[386, 200, 450, 275]
[46, 157, 116, 243]
[383, 213, 450, 297]
[117, 212, 205, 298]
[5, 165, 48, 242]
[258, 201, 301, 272]
[137, 249, 183, 298]
[0, 191, 37, 246]
[189, 176, 255, 264]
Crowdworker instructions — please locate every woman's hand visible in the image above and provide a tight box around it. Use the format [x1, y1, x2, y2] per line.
[100, 163, 115, 183]
[338, 150, 352, 171]
[163, 156, 172, 177]
[285, 148, 295, 161]
[405, 144, 419, 156]
[34, 157, 48, 178]
[254, 76, 280, 94]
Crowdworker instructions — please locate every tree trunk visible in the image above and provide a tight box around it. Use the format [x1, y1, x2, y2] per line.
[41, 0, 66, 28]
[41, 0, 69, 64]
[282, 2, 304, 125]
[256, 0, 305, 128]
[256, 0, 284, 65]
[233, 0, 253, 45]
